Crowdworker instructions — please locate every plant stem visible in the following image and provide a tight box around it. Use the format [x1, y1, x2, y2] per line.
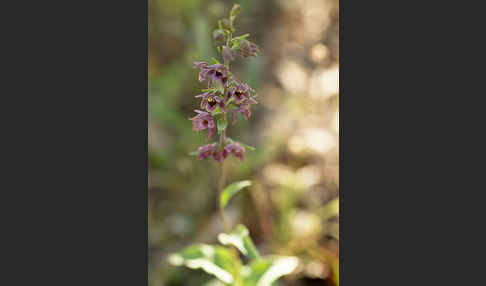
[218, 112, 230, 233]
[219, 34, 232, 233]
[218, 153, 230, 233]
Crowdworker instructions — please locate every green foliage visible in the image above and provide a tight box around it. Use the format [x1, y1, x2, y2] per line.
[220, 180, 252, 209]
[168, 244, 239, 284]
[212, 57, 221, 65]
[218, 224, 260, 259]
[242, 256, 299, 286]
[232, 33, 250, 41]
[169, 225, 298, 286]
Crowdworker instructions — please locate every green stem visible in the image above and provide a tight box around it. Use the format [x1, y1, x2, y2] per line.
[218, 31, 232, 233]
[218, 119, 230, 233]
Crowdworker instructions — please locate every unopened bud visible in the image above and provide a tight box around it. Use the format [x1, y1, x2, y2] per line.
[221, 18, 231, 30]
[212, 29, 225, 42]
[237, 40, 260, 58]
[222, 46, 234, 62]
[230, 4, 241, 19]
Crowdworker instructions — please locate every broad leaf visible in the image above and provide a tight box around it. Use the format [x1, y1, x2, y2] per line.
[242, 256, 299, 286]
[168, 244, 239, 284]
[220, 180, 251, 209]
[218, 224, 260, 259]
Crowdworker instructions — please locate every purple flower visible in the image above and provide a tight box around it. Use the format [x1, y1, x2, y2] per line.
[196, 91, 226, 113]
[206, 64, 229, 85]
[237, 40, 260, 58]
[239, 101, 252, 120]
[226, 82, 250, 104]
[196, 143, 228, 163]
[228, 84, 257, 124]
[196, 142, 246, 162]
[224, 143, 245, 160]
[222, 46, 235, 62]
[226, 82, 258, 104]
[197, 143, 217, 160]
[189, 110, 216, 140]
[212, 150, 227, 163]
[193, 62, 210, 82]
[231, 98, 258, 124]
[193, 62, 229, 86]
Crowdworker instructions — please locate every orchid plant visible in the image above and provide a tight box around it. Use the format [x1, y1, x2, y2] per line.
[168, 4, 298, 286]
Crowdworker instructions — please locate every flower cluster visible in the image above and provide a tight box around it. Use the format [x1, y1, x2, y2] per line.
[197, 142, 246, 163]
[189, 4, 260, 164]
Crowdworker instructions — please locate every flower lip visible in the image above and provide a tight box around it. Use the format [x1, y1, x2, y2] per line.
[199, 94, 225, 113]
[194, 62, 229, 85]
[207, 97, 217, 107]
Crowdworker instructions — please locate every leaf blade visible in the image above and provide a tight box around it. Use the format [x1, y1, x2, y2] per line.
[220, 180, 252, 209]
[168, 244, 239, 284]
[218, 224, 260, 259]
[242, 256, 299, 286]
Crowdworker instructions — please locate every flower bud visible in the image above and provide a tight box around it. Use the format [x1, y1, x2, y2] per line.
[222, 46, 234, 62]
[221, 18, 231, 30]
[230, 4, 241, 20]
[237, 40, 260, 58]
[212, 29, 225, 42]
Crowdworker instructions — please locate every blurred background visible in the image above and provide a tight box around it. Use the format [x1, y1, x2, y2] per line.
[149, 0, 339, 285]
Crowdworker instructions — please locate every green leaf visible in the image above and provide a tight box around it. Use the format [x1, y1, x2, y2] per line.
[168, 244, 240, 284]
[212, 57, 221, 64]
[220, 180, 252, 209]
[237, 141, 256, 151]
[217, 118, 228, 134]
[218, 224, 260, 259]
[232, 34, 250, 41]
[242, 256, 299, 286]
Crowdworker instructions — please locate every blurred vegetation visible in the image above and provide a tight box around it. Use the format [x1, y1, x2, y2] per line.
[149, 0, 339, 285]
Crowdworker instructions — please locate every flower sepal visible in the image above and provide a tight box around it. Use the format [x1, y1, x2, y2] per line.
[225, 137, 256, 151]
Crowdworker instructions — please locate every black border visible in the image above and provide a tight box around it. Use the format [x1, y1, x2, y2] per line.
[3, 1, 149, 284]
